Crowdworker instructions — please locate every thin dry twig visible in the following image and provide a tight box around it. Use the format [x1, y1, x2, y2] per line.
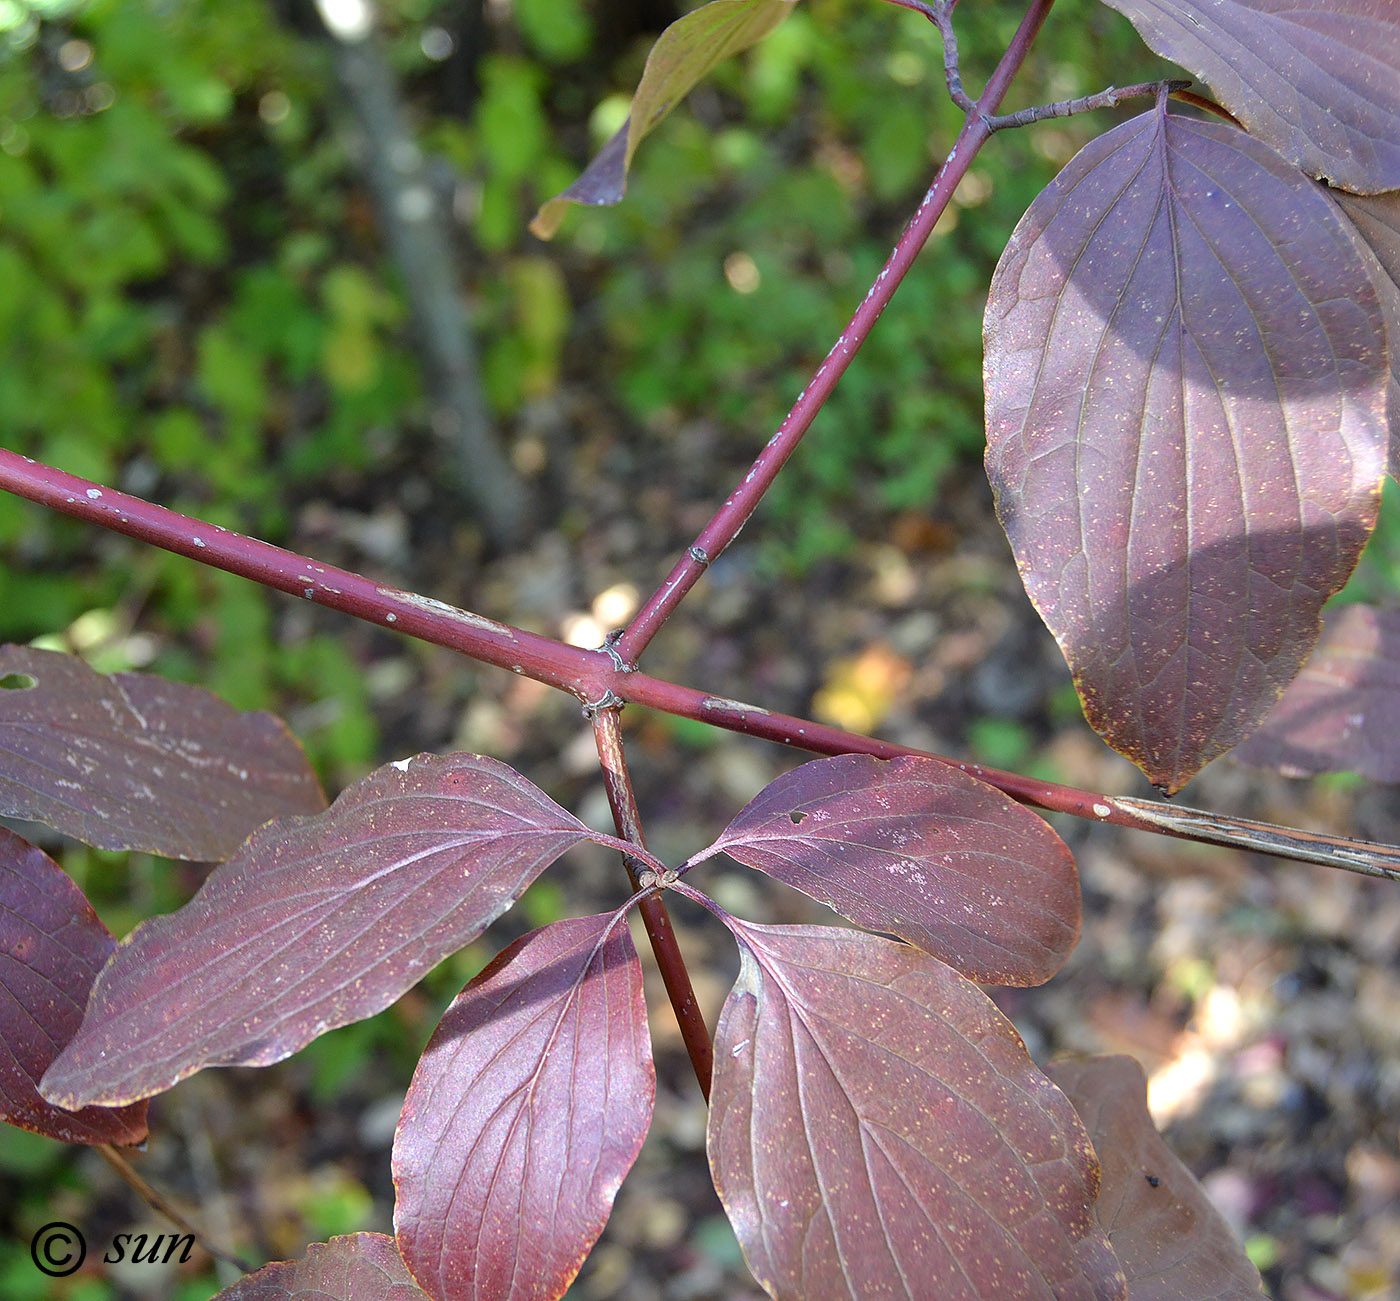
[983, 77, 1191, 130]
[97, 1144, 255, 1275]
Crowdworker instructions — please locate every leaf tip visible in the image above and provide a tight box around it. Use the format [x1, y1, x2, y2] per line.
[529, 199, 567, 242]
[34, 1068, 85, 1115]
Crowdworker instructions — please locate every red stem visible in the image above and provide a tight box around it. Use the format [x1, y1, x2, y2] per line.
[978, 0, 1057, 112]
[0, 450, 610, 698]
[613, 0, 1057, 665]
[612, 123, 990, 662]
[4, 448, 1398, 881]
[592, 709, 713, 1098]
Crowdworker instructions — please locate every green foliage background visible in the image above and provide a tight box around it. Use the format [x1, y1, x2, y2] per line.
[0, 0, 1170, 744]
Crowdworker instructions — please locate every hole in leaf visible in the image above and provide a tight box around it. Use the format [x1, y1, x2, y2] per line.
[0, 673, 36, 690]
[788, 810, 806, 825]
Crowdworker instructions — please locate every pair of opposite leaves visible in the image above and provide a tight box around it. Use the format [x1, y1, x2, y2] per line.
[13, 725, 1101, 1297]
[1, 642, 1264, 1297]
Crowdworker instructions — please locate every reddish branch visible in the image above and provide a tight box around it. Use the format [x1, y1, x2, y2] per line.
[0, 451, 603, 695]
[5, 0, 1395, 1123]
[592, 709, 713, 1097]
[3, 450, 1398, 885]
[612, 0, 1059, 664]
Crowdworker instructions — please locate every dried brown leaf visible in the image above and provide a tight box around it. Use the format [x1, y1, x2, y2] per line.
[1047, 1056, 1266, 1300]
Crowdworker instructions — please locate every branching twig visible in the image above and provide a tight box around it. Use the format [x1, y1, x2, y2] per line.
[937, 6, 975, 113]
[607, 677, 1400, 886]
[877, 0, 945, 19]
[171, 1083, 245, 1287]
[97, 1144, 255, 1274]
[878, 0, 975, 111]
[982, 78, 1191, 130]
[592, 709, 714, 1098]
[613, 0, 1060, 664]
[6, 448, 1399, 884]
[0, 451, 606, 698]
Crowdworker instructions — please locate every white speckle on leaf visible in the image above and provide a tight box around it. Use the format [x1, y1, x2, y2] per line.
[390, 757, 413, 771]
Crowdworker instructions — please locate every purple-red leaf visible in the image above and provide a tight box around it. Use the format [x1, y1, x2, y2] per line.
[693, 753, 1080, 986]
[0, 645, 326, 859]
[530, 0, 795, 237]
[985, 105, 1389, 794]
[1232, 603, 1400, 781]
[1047, 1056, 1266, 1300]
[393, 913, 652, 1301]
[0, 827, 147, 1144]
[708, 921, 1126, 1300]
[1099, 0, 1400, 194]
[214, 1233, 428, 1300]
[1332, 189, 1400, 478]
[40, 753, 611, 1108]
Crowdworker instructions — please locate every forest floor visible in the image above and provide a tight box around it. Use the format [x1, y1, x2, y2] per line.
[21, 379, 1400, 1301]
